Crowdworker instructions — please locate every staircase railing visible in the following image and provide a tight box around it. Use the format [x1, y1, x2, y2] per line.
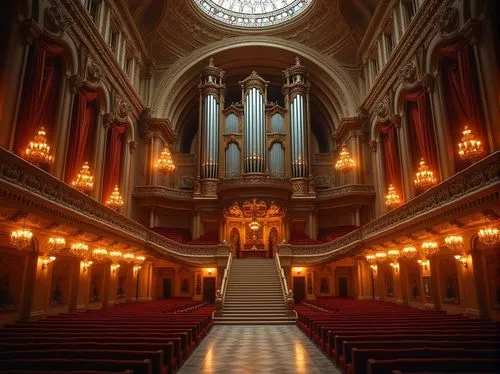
[275, 251, 294, 313]
[215, 250, 232, 313]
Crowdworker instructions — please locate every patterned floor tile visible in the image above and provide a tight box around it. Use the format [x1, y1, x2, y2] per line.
[177, 325, 341, 374]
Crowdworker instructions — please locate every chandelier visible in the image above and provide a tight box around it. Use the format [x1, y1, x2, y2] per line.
[249, 220, 260, 232]
[155, 147, 176, 173]
[105, 186, 124, 210]
[385, 184, 401, 209]
[375, 251, 387, 263]
[135, 255, 146, 264]
[122, 253, 135, 263]
[24, 127, 53, 166]
[414, 158, 437, 191]
[457, 125, 484, 162]
[402, 246, 418, 259]
[109, 251, 123, 263]
[478, 227, 499, 247]
[387, 249, 400, 262]
[444, 235, 464, 253]
[71, 162, 94, 193]
[10, 228, 33, 250]
[92, 248, 109, 262]
[421, 241, 439, 259]
[70, 242, 89, 257]
[48, 237, 66, 254]
[335, 144, 355, 173]
[365, 254, 376, 264]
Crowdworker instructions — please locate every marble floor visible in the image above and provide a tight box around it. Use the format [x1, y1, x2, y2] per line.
[177, 325, 341, 374]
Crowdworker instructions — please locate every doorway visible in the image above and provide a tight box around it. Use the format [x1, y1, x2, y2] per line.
[293, 276, 306, 303]
[203, 277, 216, 303]
[338, 277, 348, 297]
[162, 278, 172, 299]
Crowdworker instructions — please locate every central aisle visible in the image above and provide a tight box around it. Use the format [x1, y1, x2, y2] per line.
[178, 325, 340, 374]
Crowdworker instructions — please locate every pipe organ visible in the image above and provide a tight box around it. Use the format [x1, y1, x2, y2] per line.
[197, 58, 313, 197]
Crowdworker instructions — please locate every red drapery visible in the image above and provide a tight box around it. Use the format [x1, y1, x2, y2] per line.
[440, 39, 488, 168]
[102, 124, 127, 201]
[65, 89, 98, 183]
[14, 40, 64, 156]
[380, 124, 402, 192]
[405, 88, 438, 170]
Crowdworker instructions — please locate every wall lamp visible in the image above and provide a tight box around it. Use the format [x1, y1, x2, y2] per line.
[111, 264, 121, 273]
[81, 260, 93, 272]
[369, 264, 378, 271]
[390, 262, 399, 272]
[133, 265, 142, 274]
[42, 256, 56, 270]
[454, 254, 468, 269]
[417, 259, 429, 271]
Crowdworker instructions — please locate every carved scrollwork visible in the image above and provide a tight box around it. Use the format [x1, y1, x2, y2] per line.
[69, 74, 84, 94]
[399, 60, 417, 84]
[44, 6, 72, 34]
[139, 108, 153, 138]
[374, 96, 390, 119]
[87, 61, 103, 83]
[433, 7, 459, 34]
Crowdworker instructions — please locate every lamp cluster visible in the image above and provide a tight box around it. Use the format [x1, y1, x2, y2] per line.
[71, 162, 94, 194]
[413, 158, 437, 191]
[334, 144, 355, 174]
[105, 186, 125, 210]
[24, 127, 53, 166]
[457, 125, 484, 162]
[385, 184, 402, 209]
[155, 146, 176, 173]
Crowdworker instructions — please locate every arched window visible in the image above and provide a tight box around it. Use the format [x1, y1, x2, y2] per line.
[225, 113, 238, 134]
[270, 113, 285, 133]
[225, 142, 240, 178]
[269, 142, 285, 178]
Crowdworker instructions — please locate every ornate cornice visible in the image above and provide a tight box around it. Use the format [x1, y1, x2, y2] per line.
[362, 0, 452, 112]
[332, 116, 367, 143]
[0, 148, 228, 264]
[316, 184, 375, 199]
[133, 186, 193, 201]
[279, 151, 500, 264]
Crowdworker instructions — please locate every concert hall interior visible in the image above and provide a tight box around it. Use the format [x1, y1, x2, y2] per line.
[0, 0, 499, 373]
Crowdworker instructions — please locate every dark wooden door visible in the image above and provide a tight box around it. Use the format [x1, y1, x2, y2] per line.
[293, 276, 306, 303]
[203, 277, 216, 303]
[162, 278, 172, 299]
[338, 277, 348, 297]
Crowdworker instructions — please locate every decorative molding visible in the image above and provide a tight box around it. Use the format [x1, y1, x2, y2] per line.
[433, 7, 459, 34]
[86, 61, 103, 83]
[279, 151, 500, 263]
[0, 148, 229, 264]
[133, 185, 194, 201]
[44, 6, 72, 34]
[316, 184, 375, 198]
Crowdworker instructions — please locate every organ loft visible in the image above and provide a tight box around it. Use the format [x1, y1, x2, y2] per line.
[0, 0, 499, 373]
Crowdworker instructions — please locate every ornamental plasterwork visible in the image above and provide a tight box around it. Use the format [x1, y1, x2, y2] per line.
[44, 6, 72, 34]
[86, 61, 103, 83]
[399, 60, 417, 84]
[433, 6, 459, 34]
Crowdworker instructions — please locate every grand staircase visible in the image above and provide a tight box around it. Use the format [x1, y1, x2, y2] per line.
[214, 259, 296, 325]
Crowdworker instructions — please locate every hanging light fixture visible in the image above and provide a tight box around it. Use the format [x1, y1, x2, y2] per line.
[387, 249, 400, 262]
[92, 248, 109, 262]
[414, 158, 437, 191]
[155, 146, 176, 174]
[477, 227, 499, 247]
[444, 235, 464, 253]
[335, 144, 355, 174]
[385, 184, 401, 209]
[48, 237, 66, 254]
[10, 228, 33, 250]
[402, 246, 418, 259]
[71, 162, 94, 193]
[375, 251, 387, 263]
[122, 253, 135, 263]
[248, 199, 260, 232]
[134, 255, 146, 264]
[105, 186, 124, 210]
[366, 254, 376, 263]
[109, 251, 123, 263]
[457, 125, 484, 162]
[70, 242, 89, 257]
[24, 127, 53, 166]
[421, 241, 439, 259]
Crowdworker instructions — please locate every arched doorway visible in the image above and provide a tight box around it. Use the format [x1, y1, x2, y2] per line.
[268, 228, 279, 259]
[230, 228, 241, 258]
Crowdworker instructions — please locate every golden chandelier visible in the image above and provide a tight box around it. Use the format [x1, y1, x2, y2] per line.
[444, 235, 464, 253]
[334, 144, 355, 173]
[421, 241, 439, 259]
[71, 162, 94, 193]
[385, 184, 401, 209]
[24, 127, 53, 166]
[478, 227, 499, 247]
[109, 251, 123, 263]
[457, 125, 484, 162]
[92, 248, 109, 262]
[10, 228, 33, 250]
[402, 246, 418, 258]
[414, 158, 437, 191]
[48, 237, 66, 254]
[70, 242, 89, 257]
[155, 147, 176, 173]
[387, 249, 400, 262]
[106, 186, 124, 210]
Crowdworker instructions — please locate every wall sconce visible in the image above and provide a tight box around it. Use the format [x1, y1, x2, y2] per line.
[111, 264, 121, 273]
[42, 256, 56, 270]
[81, 260, 93, 272]
[389, 262, 399, 272]
[133, 265, 142, 274]
[454, 254, 468, 269]
[369, 264, 378, 271]
[417, 259, 429, 271]
[293, 267, 303, 275]
[205, 268, 214, 276]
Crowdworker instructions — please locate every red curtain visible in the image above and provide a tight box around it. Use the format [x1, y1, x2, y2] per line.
[440, 39, 488, 168]
[380, 124, 402, 191]
[102, 123, 127, 201]
[65, 89, 98, 183]
[405, 88, 438, 170]
[14, 39, 64, 156]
